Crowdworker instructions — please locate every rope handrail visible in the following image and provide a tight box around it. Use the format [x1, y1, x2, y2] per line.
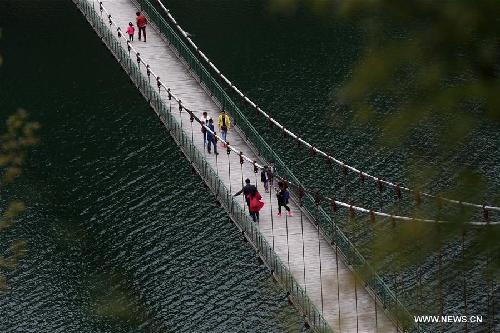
[153, 0, 500, 213]
[97, 0, 497, 226]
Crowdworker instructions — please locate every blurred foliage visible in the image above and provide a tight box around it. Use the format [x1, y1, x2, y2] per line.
[0, 109, 40, 290]
[89, 271, 147, 327]
[0, 29, 40, 289]
[335, 0, 500, 277]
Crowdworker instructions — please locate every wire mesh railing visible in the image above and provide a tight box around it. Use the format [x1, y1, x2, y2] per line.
[131, 0, 421, 331]
[73, 0, 332, 332]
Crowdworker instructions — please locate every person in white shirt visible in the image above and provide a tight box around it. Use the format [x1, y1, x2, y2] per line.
[200, 111, 209, 145]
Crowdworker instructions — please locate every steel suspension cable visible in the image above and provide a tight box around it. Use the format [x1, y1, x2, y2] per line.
[268, 183, 275, 250]
[299, 195, 307, 293]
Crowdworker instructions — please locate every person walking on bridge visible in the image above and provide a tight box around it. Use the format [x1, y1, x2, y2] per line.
[234, 178, 256, 208]
[127, 22, 135, 41]
[268, 161, 276, 187]
[200, 111, 209, 146]
[276, 181, 292, 217]
[136, 11, 147, 42]
[248, 190, 264, 223]
[206, 118, 218, 155]
[218, 110, 231, 148]
[261, 166, 270, 193]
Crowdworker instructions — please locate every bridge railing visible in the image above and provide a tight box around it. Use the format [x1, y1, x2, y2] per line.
[133, 0, 418, 331]
[74, 0, 332, 332]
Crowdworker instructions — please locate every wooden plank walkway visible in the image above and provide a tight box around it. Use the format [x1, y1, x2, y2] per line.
[81, 0, 397, 331]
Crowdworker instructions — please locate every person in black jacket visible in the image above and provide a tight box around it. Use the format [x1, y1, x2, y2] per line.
[234, 178, 257, 208]
[261, 166, 269, 192]
[276, 181, 292, 217]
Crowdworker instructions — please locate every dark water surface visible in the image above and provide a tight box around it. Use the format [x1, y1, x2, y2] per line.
[0, 1, 304, 332]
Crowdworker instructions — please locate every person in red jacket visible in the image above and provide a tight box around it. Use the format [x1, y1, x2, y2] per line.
[248, 190, 264, 223]
[136, 11, 147, 42]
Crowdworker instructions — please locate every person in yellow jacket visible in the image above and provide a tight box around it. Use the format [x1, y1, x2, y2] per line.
[218, 110, 231, 147]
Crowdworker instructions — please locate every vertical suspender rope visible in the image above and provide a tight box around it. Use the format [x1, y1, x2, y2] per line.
[377, 178, 384, 213]
[418, 265, 423, 315]
[214, 133, 220, 177]
[315, 196, 324, 315]
[374, 287, 378, 332]
[354, 273, 359, 333]
[359, 171, 365, 212]
[203, 123, 207, 156]
[330, 198, 342, 332]
[487, 255, 493, 333]
[299, 188, 306, 293]
[439, 240, 444, 333]
[268, 181, 275, 250]
[318, 214, 324, 315]
[336, 242, 342, 333]
[226, 143, 232, 194]
[285, 211, 290, 269]
[239, 152, 245, 213]
[189, 112, 194, 159]
[253, 161, 259, 191]
[462, 229, 468, 333]
[342, 164, 348, 205]
[395, 274, 404, 333]
[178, 100, 183, 130]
[491, 278, 495, 333]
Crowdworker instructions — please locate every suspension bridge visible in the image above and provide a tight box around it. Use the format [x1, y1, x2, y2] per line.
[73, 0, 499, 332]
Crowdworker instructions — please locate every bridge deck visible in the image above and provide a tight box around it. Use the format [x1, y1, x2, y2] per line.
[82, 0, 396, 331]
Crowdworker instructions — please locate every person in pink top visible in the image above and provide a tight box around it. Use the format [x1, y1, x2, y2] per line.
[126, 22, 135, 41]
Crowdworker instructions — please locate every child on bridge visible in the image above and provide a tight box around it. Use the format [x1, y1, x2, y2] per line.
[127, 22, 135, 41]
